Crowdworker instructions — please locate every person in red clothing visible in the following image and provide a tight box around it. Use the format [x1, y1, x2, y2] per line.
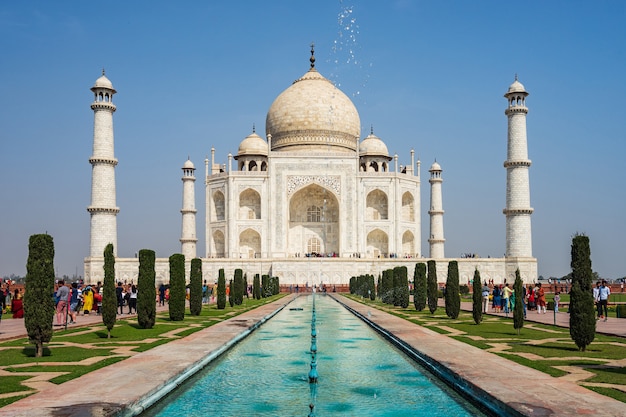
[11, 289, 24, 318]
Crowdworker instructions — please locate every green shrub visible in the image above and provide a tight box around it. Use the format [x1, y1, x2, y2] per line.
[168, 254, 186, 321]
[569, 234, 596, 351]
[253, 274, 261, 300]
[413, 263, 427, 311]
[233, 269, 244, 305]
[513, 269, 524, 334]
[217, 269, 226, 309]
[24, 234, 55, 358]
[445, 261, 460, 319]
[137, 249, 156, 329]
[102, 244, 117, 337]
[472, 268, 482, 325]
[189, 258, 202, 316]
[427, 260, 438, 314]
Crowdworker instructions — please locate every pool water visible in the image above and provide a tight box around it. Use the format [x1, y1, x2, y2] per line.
[142, 295, 486, 416]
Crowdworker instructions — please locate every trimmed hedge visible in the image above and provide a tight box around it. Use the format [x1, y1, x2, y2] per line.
[189, 258, 202, 316]
[137, 249, 156, 329]
[168, 254, 186, 321]
[217, 269, 226, 309]
[102, 243, 117, 337]
[24, 234, 55, 358]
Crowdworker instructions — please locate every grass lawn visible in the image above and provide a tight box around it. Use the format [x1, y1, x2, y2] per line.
[345, 294, 626, 403]
[0, 294, 285, 406]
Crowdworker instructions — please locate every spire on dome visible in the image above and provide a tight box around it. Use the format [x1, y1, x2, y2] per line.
[370, 125, 374, 135]
[252, 123, 256, 133]
[310, 42, 316, 69]
[102, 68, 106, 76]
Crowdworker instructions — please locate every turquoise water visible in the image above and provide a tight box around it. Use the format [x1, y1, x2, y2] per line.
[143, 295, 485, 416]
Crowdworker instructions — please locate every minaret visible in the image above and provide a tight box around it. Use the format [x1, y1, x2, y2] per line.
[88, 70, 119, 257]
[428, 161, 445, 258]
[180, 158, 198, 259]
[503, 76, 533, 257]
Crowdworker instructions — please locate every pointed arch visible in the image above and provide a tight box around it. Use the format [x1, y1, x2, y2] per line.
[402, 192, 415, 222]
[212, 230, 225, 258]
[212, 190, 225, 221]
[366, 189, 388, 220]
[402, 230, 415, 256]
[288, 184, 339, 256]
[366, 229, 388, 258]
[239, 228, 261, 258]
[239, 188, 261, 220]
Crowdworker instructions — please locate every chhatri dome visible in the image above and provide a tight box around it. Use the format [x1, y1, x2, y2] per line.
[359, 128, 390, 158]
[237, 128, 268, 157]
[92, 69, 116, 92]
[265, 45, 360, 153]
[506, 75, 527, 94]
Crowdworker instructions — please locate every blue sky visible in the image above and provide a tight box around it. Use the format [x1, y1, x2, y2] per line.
[1, 1, 624, 279]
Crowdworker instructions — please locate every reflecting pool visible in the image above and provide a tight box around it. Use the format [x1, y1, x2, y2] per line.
[143, 295, 486, 416]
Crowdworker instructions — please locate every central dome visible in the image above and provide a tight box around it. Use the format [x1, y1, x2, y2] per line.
[266, 68, 360, 153]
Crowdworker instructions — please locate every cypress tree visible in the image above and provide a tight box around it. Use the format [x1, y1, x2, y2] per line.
[24, 234, 55, 358]
[189, 258, 202, 316]
[395, 266, 409, 308]
[381, 269, 393, 304]
[472, 268, 482, 325]
[233, 269, 243, 305]
[137, 249, 156, 329]
[253, 273, 261, 300]
[262, 274, 270, 297]
[427, 260, 438, 314]
[369, 274, 376, 300]
[513, 269, 524, 334]
[168, 254, 186, 321]
[445, 261, 460, 319]
[228, 279, 235, 307]
[393, 267, 402, 306]
[217, 269, 226, 309]
[102, 243, 117, 338]
[414, 263, 427, 311]
[569, 234, 596, 351]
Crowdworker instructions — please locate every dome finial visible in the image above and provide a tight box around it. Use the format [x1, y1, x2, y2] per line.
[252, 123, 256, 133]
[514, 73, 518, 81]
[370, 124, 374, 135]
[102, 68, 106, 76]
[310, 42, 316, 69]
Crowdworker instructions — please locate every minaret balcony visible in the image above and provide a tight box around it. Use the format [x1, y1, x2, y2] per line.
[503, 208, 534, 215]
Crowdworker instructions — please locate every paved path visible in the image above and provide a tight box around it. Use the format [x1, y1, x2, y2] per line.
[0, 305, 171, 342]
[1, 295, 625, 416]
[459, 301, 626, 338]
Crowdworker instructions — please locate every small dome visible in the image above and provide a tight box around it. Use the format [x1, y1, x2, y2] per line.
[429, 161, 442, 171]
[183, 159, 195, 169]
[237, 132, 268, 157]
[359, 133, 389, 157]
[92, 73, 116, 92]
[506, 78, 527, 95]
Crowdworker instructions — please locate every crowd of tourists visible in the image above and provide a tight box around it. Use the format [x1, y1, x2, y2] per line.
[481, 282, 551, 318]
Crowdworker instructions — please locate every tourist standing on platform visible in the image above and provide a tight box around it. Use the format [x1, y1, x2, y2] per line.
[128, 284, 138, 314]
[116, 282, 125, 314]
[598, 280, 611, 321]
[82, 286, 94, 314]
[11, 289, 24, 318]
[55, 280, 69, 325]
[554, 292, 561, 313]
[593, 281, 601, 319]
[503, 283, 513, 313]
[202, 280, 208, 304]
[535, 283, 546, 314]
[481, 282, 490, 313]
[527, 285, 536, 311]
[69, 282, 79, 324]
[158, 283, 166, 306]
[492, 285, 502, 313]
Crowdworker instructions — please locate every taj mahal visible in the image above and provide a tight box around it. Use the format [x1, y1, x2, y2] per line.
[84, 48, 537, 286]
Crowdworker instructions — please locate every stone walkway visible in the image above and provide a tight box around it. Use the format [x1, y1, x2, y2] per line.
[0, 295, 625, 416]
